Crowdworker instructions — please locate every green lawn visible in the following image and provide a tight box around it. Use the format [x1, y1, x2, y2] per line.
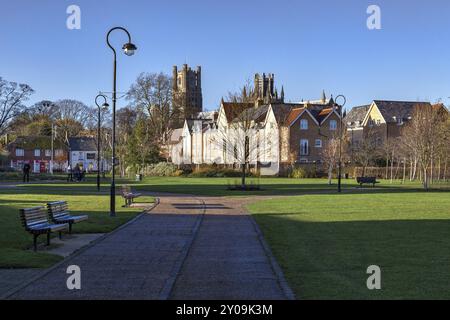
[133, 176, 447, 197]
[247, 191, 450, 299]
[0, 181, 154, 268]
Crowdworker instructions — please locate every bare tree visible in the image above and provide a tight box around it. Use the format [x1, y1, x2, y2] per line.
[0, 77, 34, 136]
[28, 100, 58, 119]
[54, 99, 95, 128]
[401, 104, 447, 189]
[127, 72, 179, 156]
[353, 127, 380, 177]
[322, 136, 340, 185]
[213, 84, 268, 188]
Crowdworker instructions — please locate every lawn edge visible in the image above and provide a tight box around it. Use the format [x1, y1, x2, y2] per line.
[248, 212, 296, 300]
[1, 198, 160, 300]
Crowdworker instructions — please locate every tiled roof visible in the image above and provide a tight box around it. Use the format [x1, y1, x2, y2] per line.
[373, 100, 431, 123]
[8, 136, 66, 150]
[286, 107, 306, 125]
[222, 102, 255, 122]
[68, 137, 97, 151]
[270, 104, 302, 125]
[316, 107, 333, 123]
[234, 105, 269, 123]
[345, 105, 370, 125]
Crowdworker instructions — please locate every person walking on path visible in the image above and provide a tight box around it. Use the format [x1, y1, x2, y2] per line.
[67, 164, 73, 182]
[22, 163, 31, 183]
[73, 164, 81, 182]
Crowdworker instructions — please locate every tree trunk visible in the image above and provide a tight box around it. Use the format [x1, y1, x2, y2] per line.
[241, 163, 246, 189]
[409, 157, 413, 181]
[444, 159, 448, 182]
[385, 155, 389, 180]
[430, 158, 434, 185]
[437, 157, 441, 181]
[402, 157, 406, 184]
[328, 164, 333, 185]
[390, 150, 394, 183]
[423, 167, 428, 190]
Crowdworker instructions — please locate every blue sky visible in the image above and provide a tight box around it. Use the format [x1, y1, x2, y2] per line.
[1, 0, 449, 111]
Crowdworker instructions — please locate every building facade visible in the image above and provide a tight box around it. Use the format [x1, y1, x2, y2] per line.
[7, 136, 67, 172]
[68, 137, 100, 172]
[170, 90, 342, 175]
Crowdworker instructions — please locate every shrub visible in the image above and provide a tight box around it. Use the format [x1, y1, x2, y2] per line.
[189, 166, 250, 178]
[147, 162, 178, 177]
[288, 165, 319, 178]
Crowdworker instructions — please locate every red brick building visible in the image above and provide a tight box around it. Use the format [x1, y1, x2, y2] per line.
[7, 136, 68, 173]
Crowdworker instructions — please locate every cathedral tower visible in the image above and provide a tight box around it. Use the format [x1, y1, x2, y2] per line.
[173, 64, 203, 120]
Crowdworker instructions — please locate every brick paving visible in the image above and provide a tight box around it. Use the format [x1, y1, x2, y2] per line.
[7, 195, 293, 300]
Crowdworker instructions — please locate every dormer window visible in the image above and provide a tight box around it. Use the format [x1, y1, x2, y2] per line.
[300, 119, 308, 130]
[397, 117, 403, 125]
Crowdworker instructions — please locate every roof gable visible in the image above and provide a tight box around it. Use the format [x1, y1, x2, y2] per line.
[373, 100, 432, 123]
[288, 108, 320, 127]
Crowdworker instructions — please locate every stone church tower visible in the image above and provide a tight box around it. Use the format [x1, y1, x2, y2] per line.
[254, 73, 284, 105]
[173, 64, 203, 120]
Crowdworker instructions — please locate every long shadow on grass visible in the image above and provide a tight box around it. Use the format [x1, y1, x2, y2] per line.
[253, 213, 450, 300]
[1, 182, 449, 198]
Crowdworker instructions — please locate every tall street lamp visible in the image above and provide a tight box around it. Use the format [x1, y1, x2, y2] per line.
[334, 95, 346, 193]
[106, 26, 137, 217]
[95, 94, 109, 192]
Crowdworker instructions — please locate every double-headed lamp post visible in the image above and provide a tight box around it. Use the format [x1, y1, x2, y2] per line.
[95, 94, 109, 192]
[334, 95, 346, 193]
[106, 27, 137, 217]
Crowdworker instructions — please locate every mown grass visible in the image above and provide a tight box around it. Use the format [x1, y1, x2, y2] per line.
[0, 181, 153, 268]
[133, 176, 449, 197]
[247, 191, 450, 299]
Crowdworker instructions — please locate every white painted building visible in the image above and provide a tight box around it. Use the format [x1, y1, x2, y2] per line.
[68, 137, 99, 172]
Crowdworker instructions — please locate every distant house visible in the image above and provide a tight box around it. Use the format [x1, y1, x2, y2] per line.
[68, 137, 99, 172]
[345, 105, 371, 148]
[7, 136, 67, 173]
[346, 100, 449, 145]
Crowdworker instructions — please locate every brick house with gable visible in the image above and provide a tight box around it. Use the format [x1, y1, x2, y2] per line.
[7, 136, 67, 173]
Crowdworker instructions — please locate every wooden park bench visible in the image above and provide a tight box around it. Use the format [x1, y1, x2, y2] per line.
[120, 185, 142, 207]
[47, 201, 89, 234]
[20, 206, 69, 251]
[356, 177, 379, 187]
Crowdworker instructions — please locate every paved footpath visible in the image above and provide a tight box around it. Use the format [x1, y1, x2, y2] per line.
[7, 194, 293, 300]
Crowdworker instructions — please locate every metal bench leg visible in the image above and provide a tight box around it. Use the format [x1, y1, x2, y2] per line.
[47, 232, 51, 246]
[69, 223, 72, 234]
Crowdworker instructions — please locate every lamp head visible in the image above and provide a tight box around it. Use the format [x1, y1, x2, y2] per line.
[123, 42, 137, 56]
[102, 102, 110, 110]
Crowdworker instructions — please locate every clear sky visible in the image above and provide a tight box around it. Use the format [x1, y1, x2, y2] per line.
[1, 0, 449, 111]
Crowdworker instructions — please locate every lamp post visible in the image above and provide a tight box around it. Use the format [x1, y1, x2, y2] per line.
[334, 95, 346, 193]
[95, 94, 109, 192]
[106, 27, 137, 217]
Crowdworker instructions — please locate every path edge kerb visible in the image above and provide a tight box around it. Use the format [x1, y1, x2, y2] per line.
[2, 198, 160, 300]
[159, 197, 206, 300]
[249, 214, 296, 300]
